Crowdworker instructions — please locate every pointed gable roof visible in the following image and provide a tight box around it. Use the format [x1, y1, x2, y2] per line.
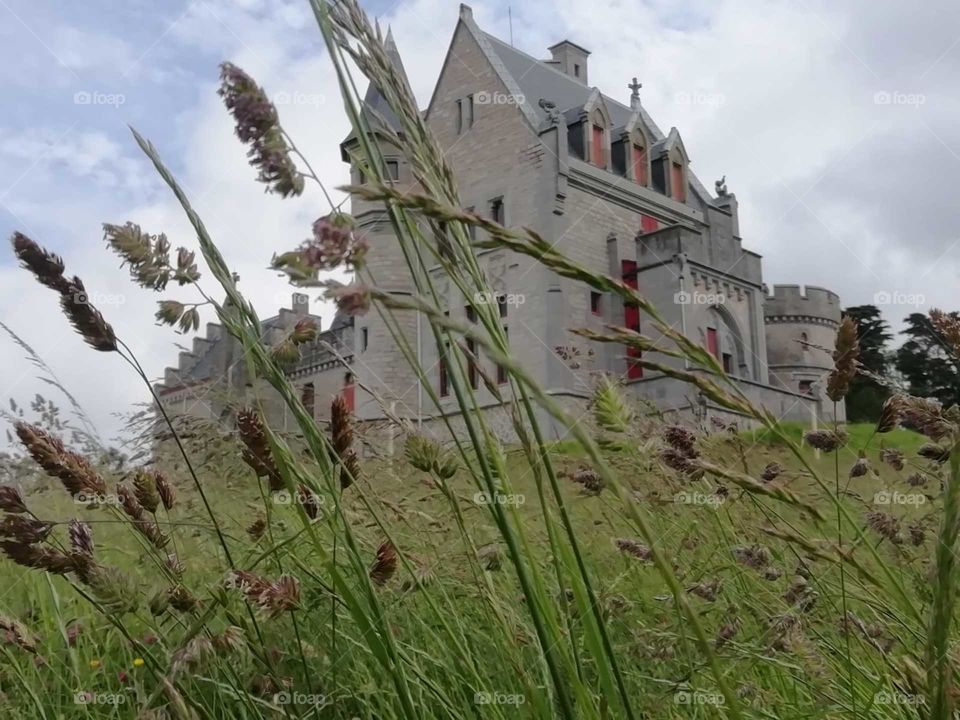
[451, 5, 714, 203]
[340, 28, 412, 153]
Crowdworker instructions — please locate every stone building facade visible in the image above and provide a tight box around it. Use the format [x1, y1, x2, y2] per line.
[157, 5, 844, 439]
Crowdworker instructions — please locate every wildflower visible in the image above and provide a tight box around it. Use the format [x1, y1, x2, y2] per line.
[899, 396, 954, 441]
[0, 486, 27, 514]
[218, 62, 304, 197]
[929, 309, 960, 357]
[687, 578, 722, 602]
[326, 282, 370, 316]
[763, 567, 782, 581]
[848, 456, 869, 478]
[784, 576, 818, 612]
[133, 470, 161, 513]
[866, 510, 902, 544]
[291, 317, 318, 345]
[0, 541, 75, 574]
[880, 448, 904, 471]
[10, 232, 70, 293]
[14, 423, 106, 497]
[803, 429, 847, 452]
[212, 626, 245, 656]
[237, 409, 283, 491]
[433, 452, 459, 480]
[229, 570, 300, 616]
[133, 657, 145, 668]
[572, 468, 604, 495]
[760, 462, 782, 483]
[170, 636, 214, 677]
[331, 395, 359, 488]
[247, 516, 267, 541]
[826, 316, 859, 401]
[68, 519, 94, 562]
[0, 616, 38, 654]
[614, 538, 653, 561]
[168, 585, 199, 613]
[909, 525, 925, 546]
[298, 483, 320, 520]
[731, 545, 770, 570]
[0, 516, 52, 544]
[876, 394, 902, 433]
[906, 472, 927, 487]
[918, 443, 950, 463]
[89, 659, 101, 670]
[592, 375, 633, 433]
[405, 433, 439, 473]
[660, 424, 701, 477]
[103, 222, 199, 289]
[370, 541, 398, 586]
[716, 616, 742, 649]
[154, 473, 176, 510]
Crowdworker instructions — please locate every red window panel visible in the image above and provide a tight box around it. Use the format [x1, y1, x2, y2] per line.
[621, 260, 643, 379]
[671, 162, 685, 202]
[640, 214, 658, 234]
[592, 125, 604, 166]
[632, 145, 647, 185]
[706, 328, 719, 358]
[341, 381, 355, 412]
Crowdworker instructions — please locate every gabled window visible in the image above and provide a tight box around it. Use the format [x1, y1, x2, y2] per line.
[384, 160, 399, 181]
[567, 122, 584, 160]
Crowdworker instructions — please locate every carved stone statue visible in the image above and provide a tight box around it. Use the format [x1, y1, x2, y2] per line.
[715, 175, 728, 197]
[538, 98, 560, 124]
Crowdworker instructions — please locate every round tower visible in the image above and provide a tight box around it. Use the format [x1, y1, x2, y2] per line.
[339, 30, 422, 425]
[763, 285, 841, 400]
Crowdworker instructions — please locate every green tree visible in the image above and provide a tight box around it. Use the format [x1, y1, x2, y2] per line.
[842, 305, 892, 422]
[895, 311, 960, 407]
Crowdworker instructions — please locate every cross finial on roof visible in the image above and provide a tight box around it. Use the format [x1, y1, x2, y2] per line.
[628, 77, 642, 109]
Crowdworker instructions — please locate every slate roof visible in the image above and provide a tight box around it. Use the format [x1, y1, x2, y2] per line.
[341, 29, 410, 150]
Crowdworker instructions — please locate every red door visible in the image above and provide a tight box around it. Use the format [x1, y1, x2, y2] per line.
[622, 260, 643, 379]
[342, 382, 355, 412]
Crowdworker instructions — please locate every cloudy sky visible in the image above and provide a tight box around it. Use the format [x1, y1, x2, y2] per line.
[0, 0, 957, 448]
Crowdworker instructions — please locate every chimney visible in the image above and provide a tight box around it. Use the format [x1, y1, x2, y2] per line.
[292, 292, 309, 316]
[548, 40, 590, 84]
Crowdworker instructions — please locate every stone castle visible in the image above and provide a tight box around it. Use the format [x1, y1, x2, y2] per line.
[155, 5, 844, 441]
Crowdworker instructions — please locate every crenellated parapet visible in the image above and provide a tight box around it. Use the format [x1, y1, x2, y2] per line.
[763, 284, 841, 327]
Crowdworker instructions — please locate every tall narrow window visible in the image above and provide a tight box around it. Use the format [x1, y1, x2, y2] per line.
[456, 99, 463, 134]
[490, 197, 505, 225]
[592, 125, 605, 167]
[706, 328, 719, 358]
[465, 304, 477, 323]
[360, 327, 369, 352]
[440, 311, 450, 397]
[466, 338, 478, 389]
[497, 327, 508, 384]
[341, 374, 355, 412]
[466, 94, 474, 128]
[497, 294, 508, 319]
[671, 162, 685, 202]
[622, 260, 642, 379]
[590, 291, 602, 315]
[301, 382, 315, 418]
[574, 63, 581, 78]
[632, 145, 647, 185]
[384, 160, 399, 181]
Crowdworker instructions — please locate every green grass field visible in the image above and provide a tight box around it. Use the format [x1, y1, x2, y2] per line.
[0, 421, 939, 718]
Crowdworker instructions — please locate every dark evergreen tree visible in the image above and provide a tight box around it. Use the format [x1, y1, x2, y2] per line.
[895, 312, 960, 407]
[842, 305, 892, 422]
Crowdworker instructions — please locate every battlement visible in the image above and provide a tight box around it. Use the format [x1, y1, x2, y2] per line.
[763, 284, 841, 324]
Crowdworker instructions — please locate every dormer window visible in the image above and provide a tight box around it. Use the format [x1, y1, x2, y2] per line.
[671, 162, 685, 202]
[632, 144, 648, 186]
[591, 124, 605, 167]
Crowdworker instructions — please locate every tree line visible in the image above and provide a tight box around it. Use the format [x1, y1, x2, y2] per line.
[842, 305, 960, 422]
